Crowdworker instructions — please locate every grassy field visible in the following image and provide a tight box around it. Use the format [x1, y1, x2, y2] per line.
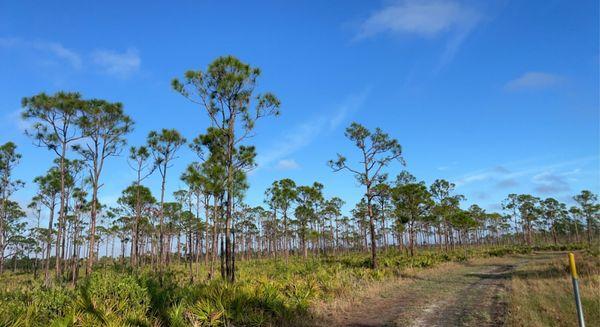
[507, 251, 600, 327]
[0, 244, 596, 326]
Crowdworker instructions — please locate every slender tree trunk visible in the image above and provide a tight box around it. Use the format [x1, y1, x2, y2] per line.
[55, 146, 67, 281]
[131, 176, 142, 267]
[0, 186, 7, 275]
[86, 179, 99, 275]
[586, 215, 593, 245]
[204, 195, 210, 269]
[366, 196, 378, 268]
[158, 164, 167, 273]
[302, 227, 307, 259]
[188, 232, 194, 283]
[44, 202, 56, 286]
[409, 221, 416, 257]
[209, 196, 219, 279]
[283, 209, 289, 262]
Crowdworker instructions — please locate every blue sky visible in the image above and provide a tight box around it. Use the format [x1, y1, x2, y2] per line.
[1, 0, 598, 223]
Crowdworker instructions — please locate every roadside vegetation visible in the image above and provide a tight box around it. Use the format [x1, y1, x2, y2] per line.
[507, 250, 600, 327]
[0, 244, 593, 326]
[0, 55, 598, 326]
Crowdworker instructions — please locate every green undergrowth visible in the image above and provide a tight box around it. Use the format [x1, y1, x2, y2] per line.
[0, 244, 590, 326]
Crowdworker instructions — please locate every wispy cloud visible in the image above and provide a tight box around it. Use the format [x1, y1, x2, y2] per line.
[437, 160, 459, 171]
[7, 109, 32, 132]
[504, 72, 564, 91]
[0, 37, 82, 69]
[275, 159, 300, 170]
[91, 48, 141, 78]
[255, 89, 369, 170]
[495, 178, 518, 189]
[355, 0, 481, 65]
[532, 171, 571, 194]
[0, 37, 141, 78]
[453, 156, 598, 196]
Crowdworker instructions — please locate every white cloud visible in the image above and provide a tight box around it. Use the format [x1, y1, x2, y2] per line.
[7, 109, 31, 132]
[275, 159, 300, 170]
[328, 88, 370, 130]
[0, 37, 82, 69]
[355, 0, 481, 65]
[358, 0, 480, 39]
[255, 89, 369, 170]
[504, 72, 563, 91]
[91, 48, 141, 78]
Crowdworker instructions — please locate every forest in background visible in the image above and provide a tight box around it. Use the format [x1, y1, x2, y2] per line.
[0, 56, 598, 326]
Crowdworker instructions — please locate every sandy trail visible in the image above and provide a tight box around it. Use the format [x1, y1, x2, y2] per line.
[314, 254, 552, 327]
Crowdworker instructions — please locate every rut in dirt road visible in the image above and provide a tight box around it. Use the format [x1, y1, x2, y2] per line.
[316, 258, 528, 327]
[408, 264, 514, 327]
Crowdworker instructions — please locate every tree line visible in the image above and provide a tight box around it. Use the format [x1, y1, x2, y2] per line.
[0, 56, 598, 285]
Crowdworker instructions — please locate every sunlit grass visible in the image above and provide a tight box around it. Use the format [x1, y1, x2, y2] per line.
[507, 251, 600, 327]
[0, 244, 591, 326]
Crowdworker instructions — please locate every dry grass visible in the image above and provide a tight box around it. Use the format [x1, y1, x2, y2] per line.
[507, 252, 600, 327]
[311, 260, 464, 319]
[313, 256, 516, 326]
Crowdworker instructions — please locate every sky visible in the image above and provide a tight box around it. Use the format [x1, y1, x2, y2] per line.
[1, 0, 598, 226]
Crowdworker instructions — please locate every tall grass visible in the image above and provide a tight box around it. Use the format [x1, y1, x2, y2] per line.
[507, 250, 600, 327]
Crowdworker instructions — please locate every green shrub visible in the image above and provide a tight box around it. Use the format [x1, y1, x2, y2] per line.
[78, 271, 151, 326]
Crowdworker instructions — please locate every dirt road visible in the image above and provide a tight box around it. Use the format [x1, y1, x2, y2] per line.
[315, 254, 557, 327]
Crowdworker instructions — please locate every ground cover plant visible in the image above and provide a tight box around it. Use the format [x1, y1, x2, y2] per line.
[0, 244, 596, 326]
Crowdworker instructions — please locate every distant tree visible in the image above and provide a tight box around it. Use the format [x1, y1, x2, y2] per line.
[0, 201, 26, 273]
[27, 198, 44, 279]
[540, 198, 567, 245]
[0, 200, 27, 272]
[69, 186, 88, 285]
[391, 175, 433, 256]
[502, 194, 525, 244]
[265, 178, 297, 261]
[568, 206, 584, 242]
[147, 129, 186, 270]
[322, 197, 344, 253]
[127, 146, 156, 267]
[486, 212, 509, 245]
[163, 201, 183, 264]
[429, 179, 463, 250]
[204, 157, 227, 279]
[573, 190, 599, 244]
[32, 167, 61, 284]
[467, 205, 486, 243]
[351, 199, 371, 251]
[0, 142, 24, 274]
[117, 184, 156, 267]
[329, 122, 403, 268]
[75, 99, 133, 274]
[372, 182, 392, 249]
[295, 183, 323, 258]
[515, 194, 541, 245]
[173, 55, 280, 282]
[448, 209, 477, 245]
[22, 92, 86, 279]
[181, 161, 217, 276]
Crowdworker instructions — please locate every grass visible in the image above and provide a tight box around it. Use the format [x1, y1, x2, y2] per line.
[0, 244, 593, 326]
[507, 250, 600, 327]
